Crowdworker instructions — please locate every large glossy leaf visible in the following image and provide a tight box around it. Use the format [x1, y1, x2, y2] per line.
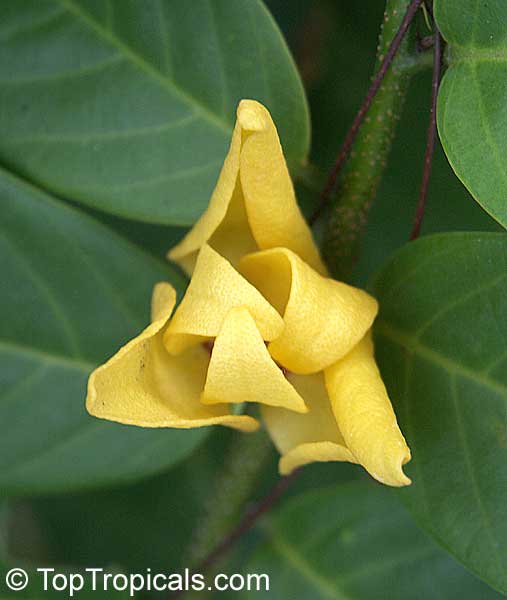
[435, 0, 507, 230]
[0, 0, 309, 226]
[0, 166, 209, 496]
[244, 482, 501, 599]
[372, 233, 507, 594]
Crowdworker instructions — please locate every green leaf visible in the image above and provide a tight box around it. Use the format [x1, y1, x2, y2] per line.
[372, 232, 507, 594]
[0, 0, 309, 226]
[21, 430, 235, 573]
[0, 166, 208, 496]
[435, 0, 507, 230]
[244, 481, 501, 599]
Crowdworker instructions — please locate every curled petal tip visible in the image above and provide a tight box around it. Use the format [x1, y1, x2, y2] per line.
[325, 332, 412, 488]
[151, 282, 177, 323]
[237, 99, 268, 131]
[277, 442, 357, 476]
[372, 446, 412, 487]
[167, 99, 324, 275]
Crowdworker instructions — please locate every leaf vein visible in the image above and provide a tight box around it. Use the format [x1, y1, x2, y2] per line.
[269, 531, 349, 600]
[450, 374, 504, 570]
[376, 322, 507, 396]
[0, 6, 66, 41]
[471, 63, 507, 190]
[0, 340, 94, 372]
[0, 233, 83, 358]
[206, 0, 229, 118]
[57, 0, 231, 135]
[0, 53, 123, 85]
[8, 113, 197, 145]
[156, 0, 173, 76]
[79, 159, 222, 192]
[0, 364, 49, 406]
[415, 272, 507, 339]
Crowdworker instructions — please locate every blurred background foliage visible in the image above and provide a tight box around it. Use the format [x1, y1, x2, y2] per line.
[2, 1, 504, 598]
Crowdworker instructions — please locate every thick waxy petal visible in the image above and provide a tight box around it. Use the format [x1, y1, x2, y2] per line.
[202, 307, 307, 413]
[168, 100, 325, 275]
[262, 373, 356, 475]
[86, 282, 258, 432]
[164, 245, 284, 355]
[325, 332, 411, 487]
[240, 248, 378, 374]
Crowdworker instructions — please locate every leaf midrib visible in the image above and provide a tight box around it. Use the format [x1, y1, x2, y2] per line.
[57, 0, 231, 136]
[448, 44, 507, 65]
[376, 322, 507, 396]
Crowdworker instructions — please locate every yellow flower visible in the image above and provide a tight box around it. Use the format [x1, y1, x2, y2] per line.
[86, 100, 411, 487]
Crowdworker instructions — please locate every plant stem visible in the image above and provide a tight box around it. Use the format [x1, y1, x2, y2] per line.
[310, 0, 423, 227]
[320, 0, 427, 280]
[198, 469, 299, 573]
[184, 428, 274, 570]
[170, 472, 297, 599]
[170, 430, 297, 599]
[410, 24, 442, 240]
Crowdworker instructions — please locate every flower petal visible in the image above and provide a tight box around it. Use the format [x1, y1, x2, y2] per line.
[164, 244, 284, 355]
[168, 122, 256, 275]
[240, 248, 378, 374]
[86, 282, 258, 432]
[151, 281, 177, 322]
[202, 306, 307, 413]
[238, 101, 325, 274]
[168, 99, 325, 274]
[325, 331, 411, 487]
[262, 372, 356, 475]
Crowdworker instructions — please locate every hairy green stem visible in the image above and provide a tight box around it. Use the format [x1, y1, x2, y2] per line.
[185, 427, 274, 568]
[322, 0, 430, 280]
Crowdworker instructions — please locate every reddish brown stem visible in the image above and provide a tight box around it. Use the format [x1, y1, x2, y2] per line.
[169, 469, 300, 599]
[410, 25, 442, 240]
[309, 0, 424, 226]
[200, 469, 299, 571]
